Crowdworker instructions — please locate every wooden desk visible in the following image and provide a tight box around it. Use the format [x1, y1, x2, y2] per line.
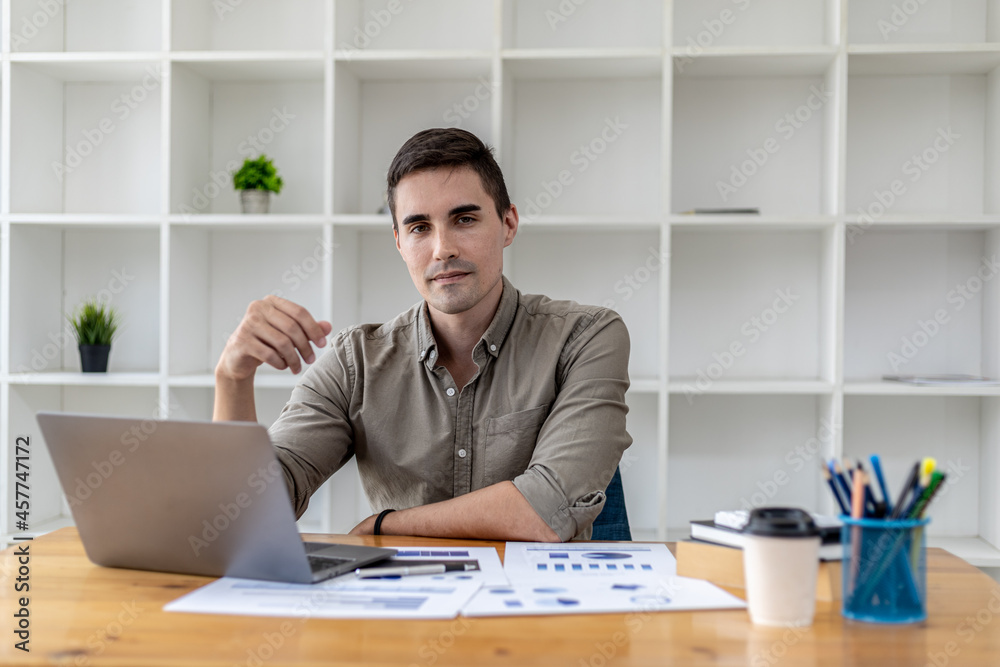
[2, 529, 999, 666]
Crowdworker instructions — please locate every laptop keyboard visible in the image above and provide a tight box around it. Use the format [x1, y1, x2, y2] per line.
[308, 555, 352, 573]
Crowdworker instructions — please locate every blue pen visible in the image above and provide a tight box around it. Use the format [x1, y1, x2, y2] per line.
[830, 459, 853, 503]
[869, 454, 893, 516]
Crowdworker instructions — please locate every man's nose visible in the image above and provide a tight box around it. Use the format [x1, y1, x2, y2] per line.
[433, 226, 459, 261]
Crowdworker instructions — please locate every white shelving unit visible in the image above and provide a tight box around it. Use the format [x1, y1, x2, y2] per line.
[2, 0, 999, 568]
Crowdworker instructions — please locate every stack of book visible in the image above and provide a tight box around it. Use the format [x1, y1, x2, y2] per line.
[689, 510, 843, 560]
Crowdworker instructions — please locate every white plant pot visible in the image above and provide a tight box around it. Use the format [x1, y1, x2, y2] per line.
[240, 189, 271, 214]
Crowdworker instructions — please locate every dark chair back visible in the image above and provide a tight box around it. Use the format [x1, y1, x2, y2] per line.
[591, 466, 631, 540]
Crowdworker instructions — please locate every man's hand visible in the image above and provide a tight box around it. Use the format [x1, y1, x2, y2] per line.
[217, 295, 333, 381]
[214, 296, 333, 422]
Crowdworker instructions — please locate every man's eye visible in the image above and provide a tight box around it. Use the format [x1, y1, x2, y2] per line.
[410, 224, 429, 233]
[458, 216, 475, 224]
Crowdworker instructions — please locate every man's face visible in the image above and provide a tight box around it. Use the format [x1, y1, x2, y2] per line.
[393, 166, 517, 318]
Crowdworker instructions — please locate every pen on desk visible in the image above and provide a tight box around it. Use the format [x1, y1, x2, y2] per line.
[354, 563, 476, 578]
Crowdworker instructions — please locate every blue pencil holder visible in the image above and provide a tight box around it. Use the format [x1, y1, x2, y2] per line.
[841, 517, 929, 624]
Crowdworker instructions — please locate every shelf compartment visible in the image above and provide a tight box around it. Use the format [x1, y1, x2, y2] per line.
[848, 45, 1000, 75]
[846, 69, 999, 216]
[502, 50, 663, 79]
[620, 393, 659, 538]
[169, 227, 330, 377]
[10, 0, 162, 52]
[502, 0, 662, 50]
[170, 62, 324, 216]
[506, 228, 662, 382]
[6, 372, 161, 387]
[671, 47, 838, 78]
[506, 76, 661, 218]
[8, 225, 160, 374]
[673, 0, 834, 49]
[336, 0, 493, 52]
[9, 61, 163, 215]
[843, 396, 984, 540]
[667, 395, 832, 533]
[333, 63, 495, 215]
[172, 0, 327, 52]
[333, 53, 492, 81]
[670, 229, 834, 385]
[6, 384, 162, 535]
[329, 228, 421, 336]
[671, 72, 833, 216]
[847, 0, 1000, 45]
[668, 379, 835, 395]
[844, 228, 1000, 380]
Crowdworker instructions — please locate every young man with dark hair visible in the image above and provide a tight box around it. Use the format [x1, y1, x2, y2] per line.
[214, 128, 631, 542]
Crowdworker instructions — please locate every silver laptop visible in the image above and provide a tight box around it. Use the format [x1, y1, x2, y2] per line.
[36, 412, 394, 584]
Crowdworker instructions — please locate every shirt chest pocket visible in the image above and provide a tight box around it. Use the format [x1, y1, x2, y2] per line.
[483, 405, 550, 486]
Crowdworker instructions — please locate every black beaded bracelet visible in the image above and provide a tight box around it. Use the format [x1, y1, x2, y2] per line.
[373, 509, 395, 536]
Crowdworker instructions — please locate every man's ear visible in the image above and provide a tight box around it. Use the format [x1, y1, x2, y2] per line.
[393, 223, 401, 251]
[503, 204, 519, 248]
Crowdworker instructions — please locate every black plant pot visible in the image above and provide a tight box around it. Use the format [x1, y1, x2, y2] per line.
[79, 345, 111, 373]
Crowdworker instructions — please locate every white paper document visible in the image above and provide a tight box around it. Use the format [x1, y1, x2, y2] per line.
[336, 545, 508, 586]
[164, 577, 483, 620]
[502, 542, 678, 581]
[462, 576, 746, 617]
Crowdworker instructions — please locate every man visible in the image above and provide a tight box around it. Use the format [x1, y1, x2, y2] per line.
[214, 128, 631, 541]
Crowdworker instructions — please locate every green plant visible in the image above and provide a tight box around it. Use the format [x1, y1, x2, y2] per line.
[233, 155, 284, 194]
[68, 299, 121, 346]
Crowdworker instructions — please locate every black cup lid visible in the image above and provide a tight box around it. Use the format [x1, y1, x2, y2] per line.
[741, 507, 820, 538]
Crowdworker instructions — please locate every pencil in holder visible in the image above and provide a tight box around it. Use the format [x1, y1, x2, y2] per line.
[841, 516, 929, 624]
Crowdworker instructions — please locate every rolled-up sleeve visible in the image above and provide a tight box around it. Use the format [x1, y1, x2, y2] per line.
[267, 335, 356, 519]
[511, 310, 632, 541]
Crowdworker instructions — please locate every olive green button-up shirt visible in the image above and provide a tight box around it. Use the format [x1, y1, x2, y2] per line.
[268, 275, 632, 541]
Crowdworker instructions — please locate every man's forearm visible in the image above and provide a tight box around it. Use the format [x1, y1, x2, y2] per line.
[213, 370, 258, 422]
[354, 481, 560, 542]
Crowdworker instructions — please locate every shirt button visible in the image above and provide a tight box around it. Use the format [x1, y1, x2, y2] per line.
[458, 449, 467, 458]
[446, 387, 456, 397]
[490, 344, 497, 352]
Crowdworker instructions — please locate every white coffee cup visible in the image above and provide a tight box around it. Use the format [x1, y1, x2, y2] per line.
[741, 507, 821, 627]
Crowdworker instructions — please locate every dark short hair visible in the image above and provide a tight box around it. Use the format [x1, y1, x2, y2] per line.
[386, 128, 511, 231]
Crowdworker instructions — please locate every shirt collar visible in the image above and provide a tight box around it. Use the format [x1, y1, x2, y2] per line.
[416, 275, 519, 367]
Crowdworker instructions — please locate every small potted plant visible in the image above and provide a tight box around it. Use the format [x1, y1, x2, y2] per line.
[68, 298, 120, 373]
[233, 155, 283, 213]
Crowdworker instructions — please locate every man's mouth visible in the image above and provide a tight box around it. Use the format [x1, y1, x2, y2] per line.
[432, 271, 469, 284]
